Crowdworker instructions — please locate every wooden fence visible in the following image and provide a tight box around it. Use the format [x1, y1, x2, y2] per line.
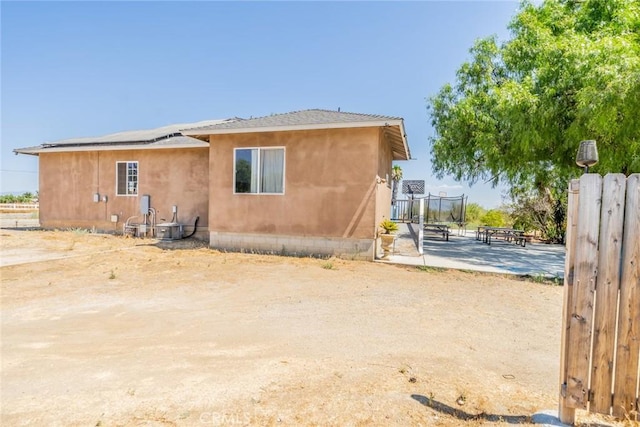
[0, 203, 39, 210]
[559, 173, 639, 424]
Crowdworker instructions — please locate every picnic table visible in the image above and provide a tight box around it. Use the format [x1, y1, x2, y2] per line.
[424, 223, 451, 241]
[476, 226, 526, 247]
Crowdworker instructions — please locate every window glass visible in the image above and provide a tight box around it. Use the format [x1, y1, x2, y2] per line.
[260, 149, 284, 193]
[234, 148, 284, 194]
[116, 161, 138, 195]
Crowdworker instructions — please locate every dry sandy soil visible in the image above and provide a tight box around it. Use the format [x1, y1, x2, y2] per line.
[0, 229, 626, 426]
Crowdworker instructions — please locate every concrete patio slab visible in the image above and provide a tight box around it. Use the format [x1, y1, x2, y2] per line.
[385, 223, 566, 278]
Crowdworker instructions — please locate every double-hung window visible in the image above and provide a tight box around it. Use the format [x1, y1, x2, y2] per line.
[116, 161, 138, 196]
[234, 148, 285, 194]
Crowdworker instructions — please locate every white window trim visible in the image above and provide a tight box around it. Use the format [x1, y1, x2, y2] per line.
[116, 161, 139, 196]
[233, 147, 286, 195]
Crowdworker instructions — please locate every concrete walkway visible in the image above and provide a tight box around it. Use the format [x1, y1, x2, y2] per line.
[386, 223, 566, 278]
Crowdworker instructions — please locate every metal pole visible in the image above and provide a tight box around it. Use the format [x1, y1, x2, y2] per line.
[418, 198, 424, 255]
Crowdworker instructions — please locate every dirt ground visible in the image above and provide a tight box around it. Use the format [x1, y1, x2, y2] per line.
[0, 229, 624, 426]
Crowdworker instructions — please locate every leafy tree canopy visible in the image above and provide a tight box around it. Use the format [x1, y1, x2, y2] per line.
[428, 0, 640, 194]
[480, 209, 508, 227]
[464, 202, 486, 223]
[0, 192, 37, 204]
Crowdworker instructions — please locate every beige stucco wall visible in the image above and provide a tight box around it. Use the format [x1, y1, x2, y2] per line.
[208, 127, 393, 258]
[375, 127, 394, 234]
[38, 148, 209, 237]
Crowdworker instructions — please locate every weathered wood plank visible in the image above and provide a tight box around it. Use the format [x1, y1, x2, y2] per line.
[559, 179, 580, 424]
[613, 173, 640, 419]
[566, 174, 602, 409]
[590, 174, 627, 414]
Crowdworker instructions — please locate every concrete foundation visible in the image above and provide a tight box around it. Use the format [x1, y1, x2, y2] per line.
[210, 231, 374, 260]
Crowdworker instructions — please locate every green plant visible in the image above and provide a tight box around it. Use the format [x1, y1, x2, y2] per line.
[391, 165, 403, 205]
[321, 261, 335, 270]
[0, 191, 36, 204]
[531, 273, 546, 283]
[379, 219, 398, 234]
[523, 273, 563, 286]
[464, 203, 486, 224]
[480, 209, 507, 227]
[108, 270, 116, 280]
[416, 265, 446, 273]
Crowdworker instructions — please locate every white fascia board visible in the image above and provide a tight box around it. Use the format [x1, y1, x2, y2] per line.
[15, 142, 209, 155]
[397, 119, 411, 160]
[182, 120, 405, 136]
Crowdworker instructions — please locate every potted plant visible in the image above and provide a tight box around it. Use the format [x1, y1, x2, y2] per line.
[378, 218, 398, 259]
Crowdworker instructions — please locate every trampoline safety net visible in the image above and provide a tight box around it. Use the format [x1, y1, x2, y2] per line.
[391, 193, 467, 226]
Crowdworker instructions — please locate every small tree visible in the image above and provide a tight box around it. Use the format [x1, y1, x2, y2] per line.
[391, 165, 403, 205]
[509, 187, 567, 243]
[480, 209, 507, 227]
[464, 203, 486, 224]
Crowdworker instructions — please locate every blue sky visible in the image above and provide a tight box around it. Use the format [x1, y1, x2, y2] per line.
[1, 1, 521, 207]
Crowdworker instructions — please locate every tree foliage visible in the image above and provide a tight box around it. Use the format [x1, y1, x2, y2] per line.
[464, 202, 486, 224]
[428, 0, 640, 194]
[508, 185, 567, 242]
[0, 192, 36, 204]
[480, 209, 508, 227]
[391, 165, 403, 205]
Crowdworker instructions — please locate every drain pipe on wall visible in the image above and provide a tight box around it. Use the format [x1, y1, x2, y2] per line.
[183, 216, 199, 239]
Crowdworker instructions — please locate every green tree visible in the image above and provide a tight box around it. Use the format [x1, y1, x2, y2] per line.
[480, 209, 507, 227]
[428, 0, 640, 196]
[508, 179, 568, 242]
[0, 192, 37, 204]
[464, 202, 486, 224]
[391, 165, 403, 205]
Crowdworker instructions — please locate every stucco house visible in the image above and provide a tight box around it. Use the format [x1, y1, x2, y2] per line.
[15, 109, 411, 260]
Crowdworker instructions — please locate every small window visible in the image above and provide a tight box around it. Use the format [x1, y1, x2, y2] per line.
[234, 148, 285, 194]
[116, 161, 138, 196]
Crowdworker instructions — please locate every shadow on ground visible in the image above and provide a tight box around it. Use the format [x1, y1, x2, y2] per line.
[411, 394, 531, 424]
[422, 234, 565, 277]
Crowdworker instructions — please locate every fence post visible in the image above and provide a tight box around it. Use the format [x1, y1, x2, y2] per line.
[565, 174, 602, 411]
[590, 174, 627, 415]
[559, 179, 580, 425]
[612, 173, 640, 419]
[417, 198, 424, 255]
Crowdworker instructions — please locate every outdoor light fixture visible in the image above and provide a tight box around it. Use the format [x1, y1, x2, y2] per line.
[576, 140, 598, 173]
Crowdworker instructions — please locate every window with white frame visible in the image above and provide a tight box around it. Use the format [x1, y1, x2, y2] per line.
[234, 148, 285, 194]
[116, 161, 138, 196]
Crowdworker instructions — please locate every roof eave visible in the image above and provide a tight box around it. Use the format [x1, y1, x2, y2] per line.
[13, 148, 40, 156]
[13, 142, 210, 155]
[383, 120, 410, 161]
[399, 119, 411, 160]
[182, 119, 405, 136]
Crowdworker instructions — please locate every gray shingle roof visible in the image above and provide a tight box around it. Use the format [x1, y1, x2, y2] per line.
[185, 109, 403, 133]
[14, 110, 411, 160]
[183, 109, 410, 160]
